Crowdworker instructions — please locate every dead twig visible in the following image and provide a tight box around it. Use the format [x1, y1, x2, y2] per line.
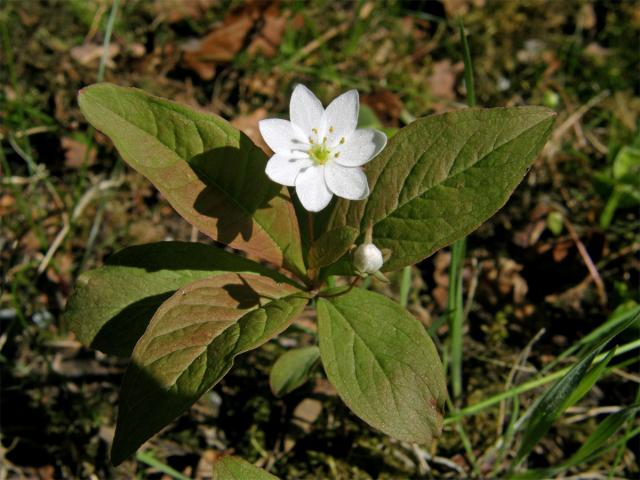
[564, 218, 608, 306]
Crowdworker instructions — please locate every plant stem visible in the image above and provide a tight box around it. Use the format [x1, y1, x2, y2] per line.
[459, 18, 477, 108]
[449, 18, 476, 401]
[449, 238, 466, 399]
[306, 211, 314, 245]
[399, 266, 411, 308]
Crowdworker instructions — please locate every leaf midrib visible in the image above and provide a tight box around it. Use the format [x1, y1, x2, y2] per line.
[326, 300, 441, 414]
[362, 110, 553, 231]
[88, 92, 299, 273]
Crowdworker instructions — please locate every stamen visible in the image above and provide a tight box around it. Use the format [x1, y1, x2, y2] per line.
[339, 137, 345, 144]
[322, 136, 327, 143]
[309, 137, 314, 144]
[312, 128, 318, 134]
[329, 126, 334, 133]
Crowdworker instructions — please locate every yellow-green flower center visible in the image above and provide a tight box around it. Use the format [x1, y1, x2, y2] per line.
[308, 144, 331, 165]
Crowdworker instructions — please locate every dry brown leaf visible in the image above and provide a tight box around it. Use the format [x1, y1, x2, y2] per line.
[46, 252, 73, 286]
[128, 219, 166, 244]
[62, 137, 95, 169]
[153, 0, 218, 23]
[363, 90, 404, 126]
[183, 2, 288, 79]
[246, 3, 287, 58]
[70, 43, 120, 68]
[231, 108, 269, 154]
[428, 60, 462, 101]
[443, 0, 485, 17]
[577, 4, 596, 30]
[0, 194, 16, 217]
[584, 42, 610, 64]
[497, 258, 528, 304]
[195, 450, 222, 480]
[432, 251, 451, 309]
[293, 398, 322, 432]
[312, 378, 337, 396]
[182, 7, 256, 79]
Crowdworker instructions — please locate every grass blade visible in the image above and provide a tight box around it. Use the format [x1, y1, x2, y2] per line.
[135, 451, 192, 480]
[565, 403, 640, 467]
[449, 19, 475, 400]
[513, 311, 639, 466]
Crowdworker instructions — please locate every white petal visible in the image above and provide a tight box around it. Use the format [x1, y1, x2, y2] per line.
[353, 243, 384, 274]
[323, 90, 359, 146]
[295, 165, 333, 212]
[290, 84, 325, 137]
[324, 162, 369, 200]
[265, 153, 313, 187]
[258, 119, 308, 153]
[335, 129, 387, 167]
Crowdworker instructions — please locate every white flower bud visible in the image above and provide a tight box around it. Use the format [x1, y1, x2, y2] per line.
[353, 243, 384, 274]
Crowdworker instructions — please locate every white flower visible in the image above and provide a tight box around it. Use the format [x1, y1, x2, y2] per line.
[258, 84, 387, 212]
[353, 243, 384, 274]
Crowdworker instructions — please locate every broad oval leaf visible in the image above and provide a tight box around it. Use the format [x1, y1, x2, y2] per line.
[78, 83, 306, 278]
[325, 107, 555, 271]
[64, 242, 295, 357]
[317, 287, 447, 445]
[111, 273, 308, 465]
[212, 456, 280, 480]
[307, 226, 358, 269]
[269, 346, 320, 397]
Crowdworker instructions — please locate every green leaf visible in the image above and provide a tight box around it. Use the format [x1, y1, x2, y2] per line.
[78, 83, 306, 278]
[307, 226, 358, 269]
[612, 145, 640, 180]
[564, 404, 640, 467]
[317, 287, 447, 445]
[111, 273, 308, 465]
[269, 346, 320, 397]
[514, 311, 640, 465]
[559, 347, 616, 411]
[64, 242, 294, 357]
[325, 107, 555, 271]
[212, 456, 280, 479]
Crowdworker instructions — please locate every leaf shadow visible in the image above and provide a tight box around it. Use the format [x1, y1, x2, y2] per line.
[91, 291, 174, 357]
[189, 133, 283, 247]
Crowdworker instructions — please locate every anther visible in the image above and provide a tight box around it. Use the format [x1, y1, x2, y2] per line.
[339, 137, 345, 144]
[334, 152, 340, 158]
[329, 126, 334, 133]
[312, 128, 318, 134]
[322, 136, 327, 143]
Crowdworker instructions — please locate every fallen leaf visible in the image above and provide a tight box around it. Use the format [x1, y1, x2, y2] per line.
[293, 398, 322, 432]
[0, 194, 16, 217]
[577, 3, 596, 30]
[153, 0, 218, 23]
[182, 2, 288, 79]
[70, 43, 120, 68]
[443, 0, 485, 17]
[182, 8, 255, 79]
[62, 137, 95, 169]
[362, 90, 404, 126]
[428, 60, 463, 101]
[231, 108, 269, 153]
[497, 258, 528, 304]
[246, 3, 287, 58]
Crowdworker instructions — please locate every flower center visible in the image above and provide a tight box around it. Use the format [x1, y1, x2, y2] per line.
[308, 143, 331, 165]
